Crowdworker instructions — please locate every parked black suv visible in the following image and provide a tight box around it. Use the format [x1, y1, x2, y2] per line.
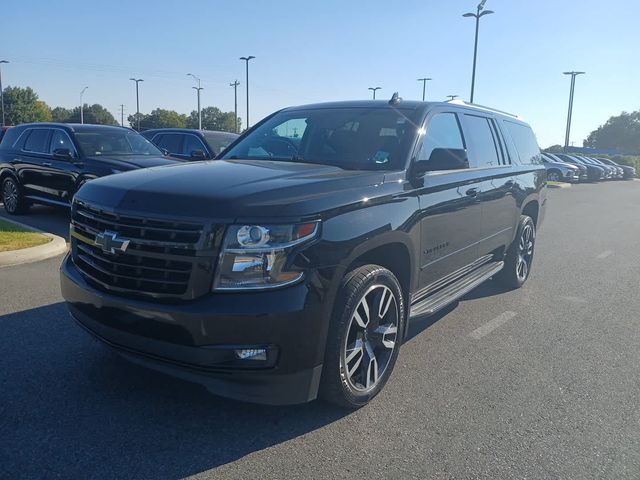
[60, 99, 546, 407]
[0, 123, 177, 214]
[141, 128, 239, 161]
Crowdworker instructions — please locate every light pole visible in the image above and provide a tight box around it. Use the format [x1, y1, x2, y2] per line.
[129, 78, 144, 130]
[0, 60, 8, 127]
[463, 0, 494, 103]
[563, 71, 585, 152]
[239, 56, 255, 129]
[230, 80, 240, 133]
[80, 86, 88, 124]
[119, 104, 125, 127]
[447, 95, 459, 101]
[187, 73, 203, 130]
[368, 87, 381, 99]
[417, 77, 432, 101]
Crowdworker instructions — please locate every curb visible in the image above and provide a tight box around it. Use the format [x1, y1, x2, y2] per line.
[0, 218, 68, 268]
[547, 182, 572, 189]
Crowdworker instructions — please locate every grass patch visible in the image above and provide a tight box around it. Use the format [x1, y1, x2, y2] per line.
[0, 219, 50, 252]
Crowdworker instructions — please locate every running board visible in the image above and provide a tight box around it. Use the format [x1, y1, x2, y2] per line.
[409, 261, 504, 318]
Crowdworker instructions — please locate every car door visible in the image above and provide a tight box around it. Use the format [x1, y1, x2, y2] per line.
[152, 133, 184, 159]
[46, 129, 82, 204]
[460, 113, 518, 257]
[181, 133, 210, 160]
[413, 109, 483, 291]
[15, 128, 53, 200]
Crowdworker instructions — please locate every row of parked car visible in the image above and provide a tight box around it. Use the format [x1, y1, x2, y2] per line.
[541, 152, 636, 182]
[0, 123, 237, 213]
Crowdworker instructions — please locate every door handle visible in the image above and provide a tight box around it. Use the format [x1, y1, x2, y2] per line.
[465, 187, 479, 197]
[42, 162, 52, 167]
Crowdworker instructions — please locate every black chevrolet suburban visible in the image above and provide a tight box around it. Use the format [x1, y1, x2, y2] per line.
[60, 98, 546, 408]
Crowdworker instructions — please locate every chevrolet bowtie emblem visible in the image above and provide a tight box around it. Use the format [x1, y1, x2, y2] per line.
[94, 231, 130, 254]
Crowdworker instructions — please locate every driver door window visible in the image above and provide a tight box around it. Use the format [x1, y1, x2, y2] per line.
[49, 130, 76, 157]
[418, 113, 466, 164]
[182, 135, 208, 157]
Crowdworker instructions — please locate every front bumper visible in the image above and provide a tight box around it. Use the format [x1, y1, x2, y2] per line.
[60, 254, 331, 405]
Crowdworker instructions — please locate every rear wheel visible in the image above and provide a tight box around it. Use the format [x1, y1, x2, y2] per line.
[2, 176, 30, 215]
[496, 215, 535, 289]
[319, 265, 405, 408]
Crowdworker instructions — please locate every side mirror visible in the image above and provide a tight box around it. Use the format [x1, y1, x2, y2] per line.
[53, 148, 72, 161]
[190, 149, 206, 160]
[414, 148, 469, 175]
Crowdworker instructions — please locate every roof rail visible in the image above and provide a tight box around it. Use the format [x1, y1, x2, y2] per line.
[445, 99, 520, 119]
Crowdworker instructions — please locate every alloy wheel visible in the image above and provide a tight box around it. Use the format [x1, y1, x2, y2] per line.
[3, 180, 18, 212]
[516, 223, 535, 281]
[343, 284, 399, 392]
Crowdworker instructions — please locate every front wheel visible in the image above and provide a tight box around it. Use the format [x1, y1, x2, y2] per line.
[319, 265, 405, 408]
[547, 170, 561, 182]
[496, 215, 536, 289]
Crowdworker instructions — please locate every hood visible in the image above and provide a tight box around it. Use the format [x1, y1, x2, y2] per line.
[76, 159, 387, 219]
[84, 154, 179, 170]
[549, 161, 578, 170]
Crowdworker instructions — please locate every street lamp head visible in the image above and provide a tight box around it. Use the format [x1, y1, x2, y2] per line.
[479, 9, 494, 16]
[240, 56, 255, 61]
[463, 12, 476, 17]
[0, 60, 8, 64]
[563, 71, 586, 76]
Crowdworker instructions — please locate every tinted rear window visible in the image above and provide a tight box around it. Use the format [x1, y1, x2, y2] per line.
[23, 129, 51, 153]
[503, 121, 541, 165]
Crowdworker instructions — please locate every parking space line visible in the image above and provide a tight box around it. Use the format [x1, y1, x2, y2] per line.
[559, 295, 586, 303]
[596, 250, 613, 259]
[469, 311, 518, 340]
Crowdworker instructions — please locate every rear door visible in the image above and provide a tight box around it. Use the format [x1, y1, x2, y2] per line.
[460, 113, 518, 257]
[414, 109, 483, 290]
[15, 128, 53, 199]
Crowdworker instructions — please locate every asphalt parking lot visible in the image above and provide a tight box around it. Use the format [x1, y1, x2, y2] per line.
[1, 181, 639, 479]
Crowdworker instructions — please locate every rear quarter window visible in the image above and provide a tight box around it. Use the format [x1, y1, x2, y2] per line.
[503, 121, 541, 165]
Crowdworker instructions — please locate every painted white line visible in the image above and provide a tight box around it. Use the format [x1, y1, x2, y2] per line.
[596, 250, 613, 259]
[559, 295, 587, 304]
[469, 311, 518, 340]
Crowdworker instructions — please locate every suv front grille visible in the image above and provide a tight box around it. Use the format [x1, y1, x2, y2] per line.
[71, 200, 219, 300]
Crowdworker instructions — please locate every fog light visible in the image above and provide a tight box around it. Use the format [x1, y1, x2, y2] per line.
[234, 348, 267, 361]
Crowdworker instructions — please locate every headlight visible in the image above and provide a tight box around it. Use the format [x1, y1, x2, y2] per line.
[213, 222, 319, 291]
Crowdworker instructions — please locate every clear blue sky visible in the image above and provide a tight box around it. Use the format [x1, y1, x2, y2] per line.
[2, 0, 638, 147]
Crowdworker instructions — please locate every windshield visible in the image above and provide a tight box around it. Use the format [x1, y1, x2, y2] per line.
[221, 107, 420, 170]
[203, 132, 238, 155]
[75, 130, 162, 156]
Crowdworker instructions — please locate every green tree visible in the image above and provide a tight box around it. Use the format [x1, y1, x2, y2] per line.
[51, 106, 73, 122]
[584, 110, 640, 153]
[543, 144, 563, 153]
[2, 86, 52, 125]
[186, 106, 240, 132]
[64, 104, 118, 125]
[128, 109, 187, 131]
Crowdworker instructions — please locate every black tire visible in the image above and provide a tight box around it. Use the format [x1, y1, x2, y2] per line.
[496, 215, 536, 289]
[319, 265, 405, 409]
[2, 176, 30, 215]
[547, 170, 561, 182]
